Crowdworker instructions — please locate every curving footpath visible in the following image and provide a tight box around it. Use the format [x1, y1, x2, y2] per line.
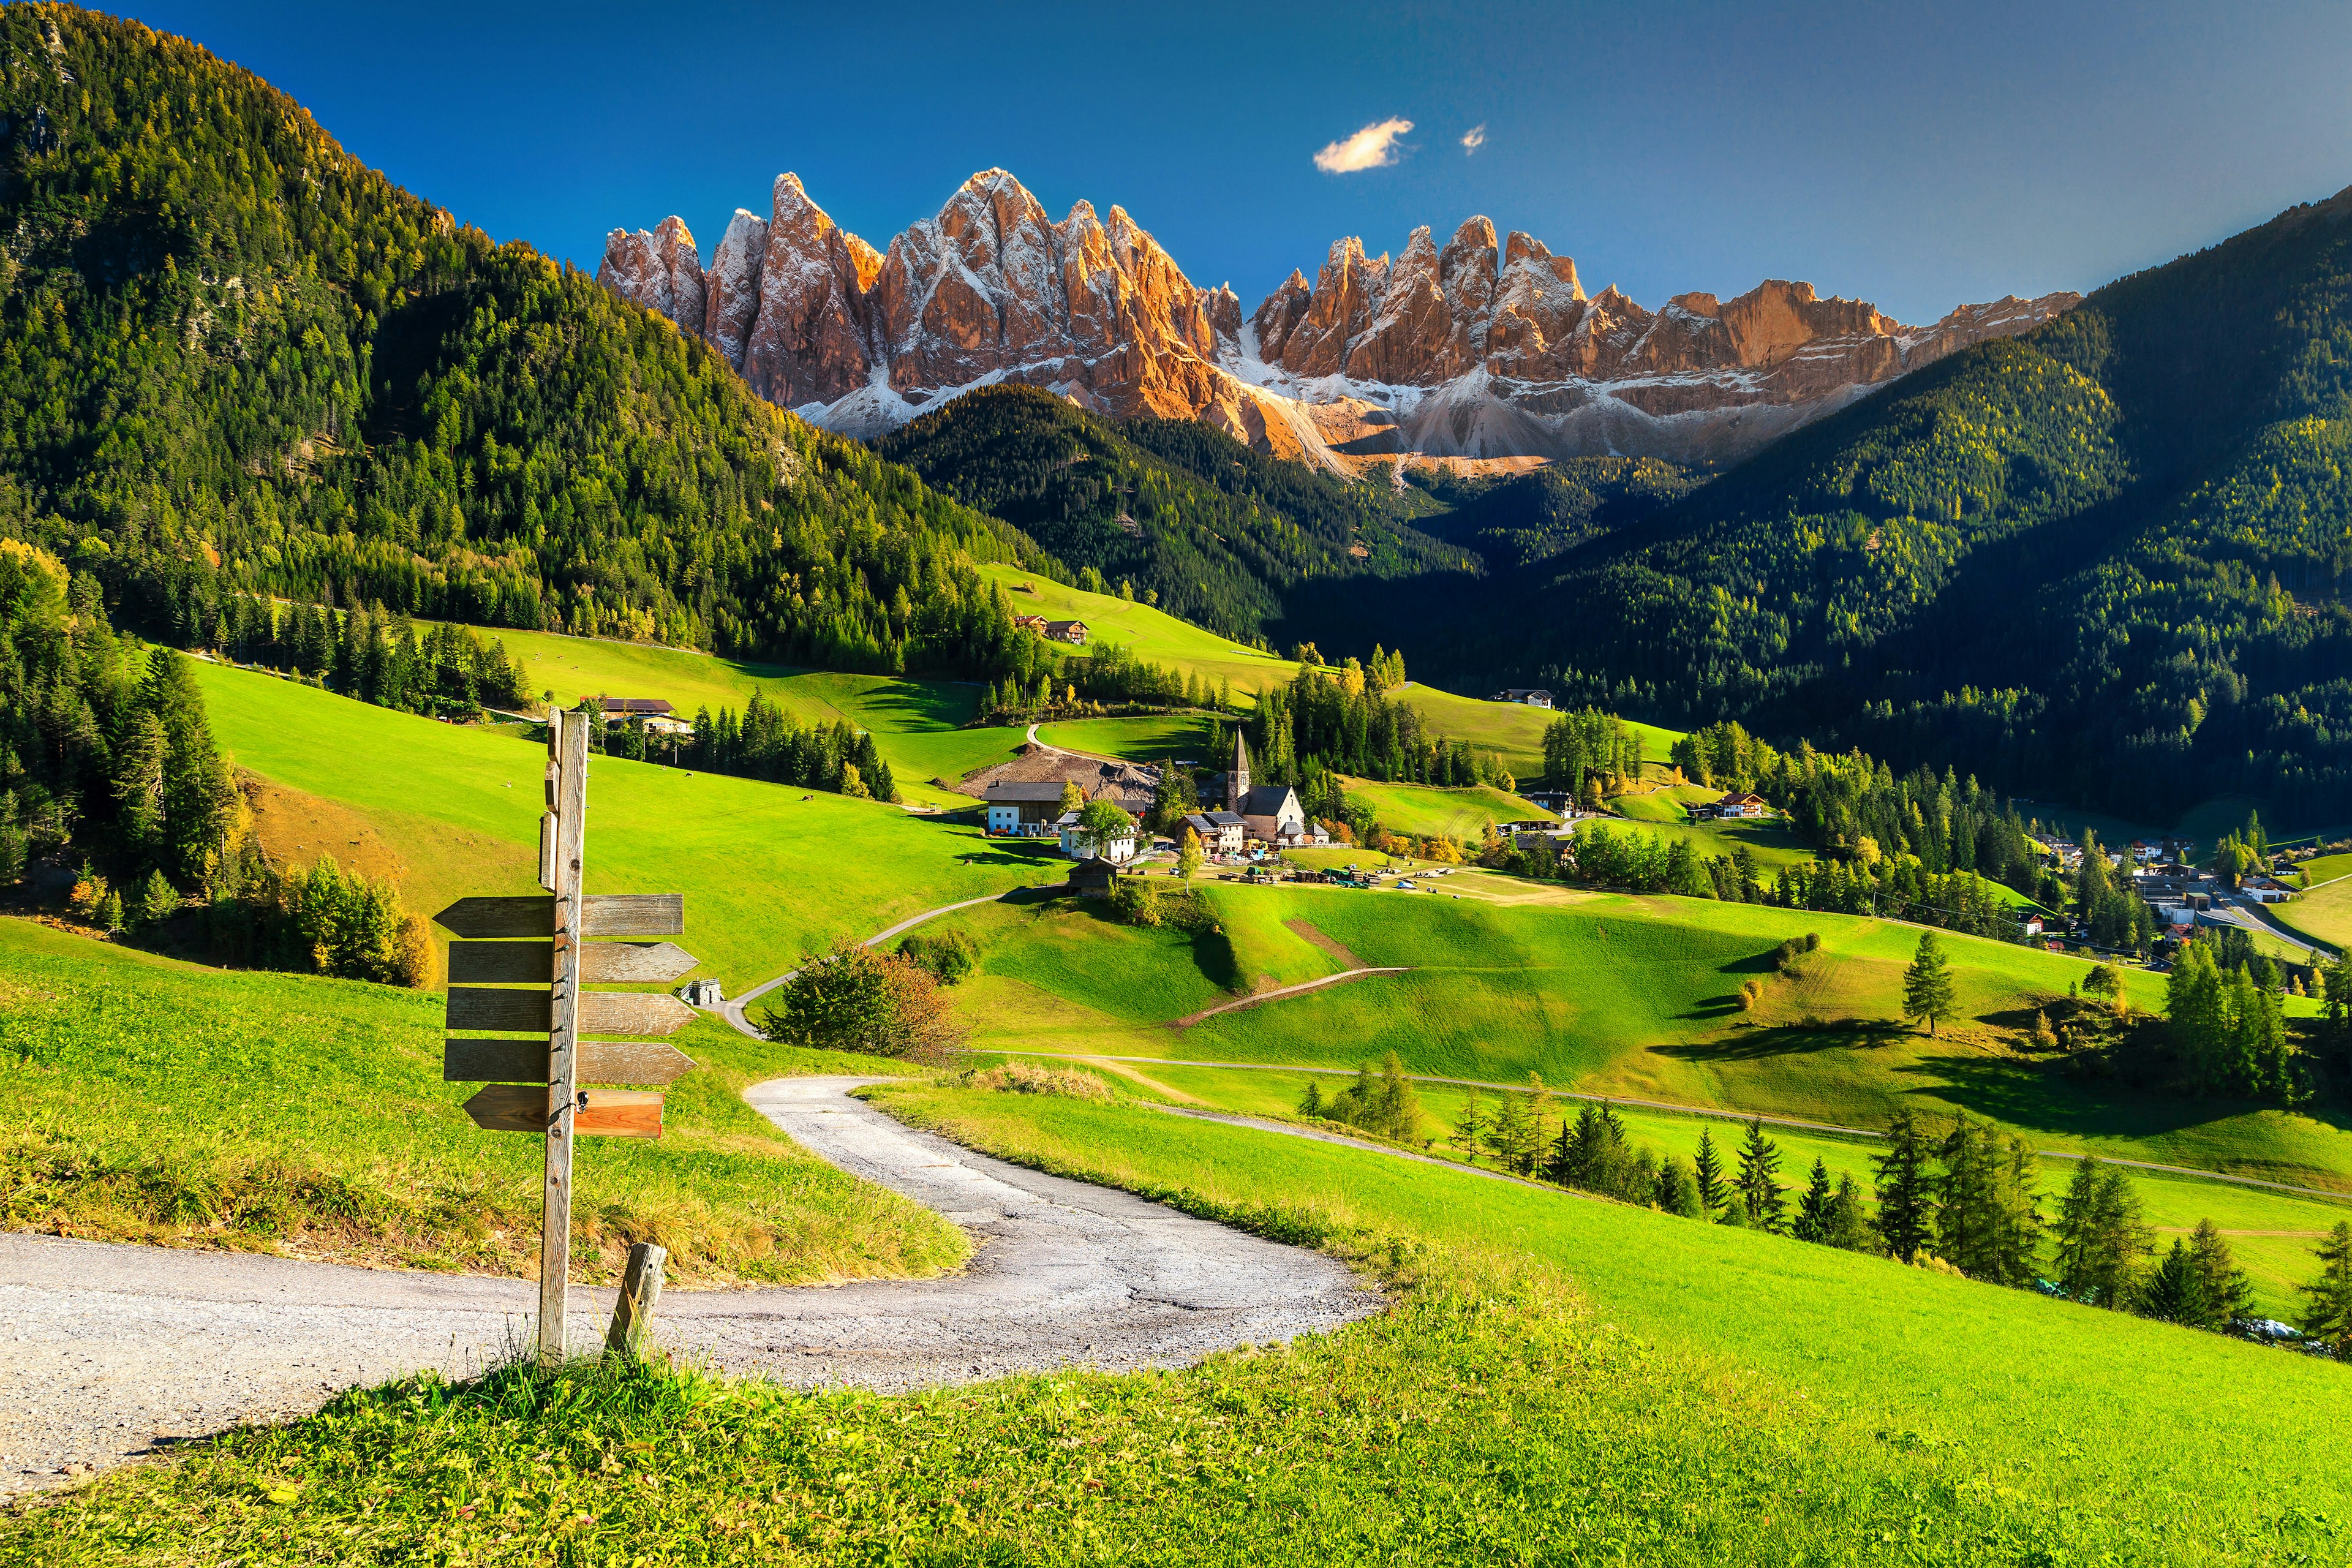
[0, 1077, 1377, 1501]
[720, 889, 1054, 1038]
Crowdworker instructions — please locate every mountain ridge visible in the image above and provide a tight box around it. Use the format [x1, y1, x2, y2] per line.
[599, 168, 2077, 474]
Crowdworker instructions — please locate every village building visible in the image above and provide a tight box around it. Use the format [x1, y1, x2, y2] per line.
[961, 747, 1161, 816]
[1205, 733, 1329, 848]
[1044, 620, 1089, 644]
[1011, 613, 1049, 634]
[1180, 810, 1247, 854]
[1058, 806, 1139, 863]
[1068, 856, 1120, 898]
[1715, 791, 1773, 819]
[1490, 687, 1555, 707]
[982, 780, 1072, 837]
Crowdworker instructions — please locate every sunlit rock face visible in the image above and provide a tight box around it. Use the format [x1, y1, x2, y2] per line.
[598, 170, 2080, 473]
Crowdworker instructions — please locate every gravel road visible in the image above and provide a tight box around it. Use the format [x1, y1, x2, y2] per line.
[1, 1076, 1378, 1500]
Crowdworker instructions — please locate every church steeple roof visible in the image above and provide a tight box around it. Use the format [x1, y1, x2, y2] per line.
[1232, 730, 1250, 774]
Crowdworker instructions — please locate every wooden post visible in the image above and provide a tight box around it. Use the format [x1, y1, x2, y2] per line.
[540, 708, 590, 1364]
[606, 1242, 668, 1359]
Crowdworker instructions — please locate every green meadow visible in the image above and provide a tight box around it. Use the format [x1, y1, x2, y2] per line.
[1044, 1058, 2347, 1321]
[192, 660, 1065, 983]
[1335, 777, 1556, 839]
[1033, 712, 1219, 764]
[2278, 865, 2352, 953]
[974, 562, 1303, 696]
[26, 1079, 2346, 1564]
[1395, 682, 1684, 777]
[0, 919, 962, 1285]
[917, 880, 2352, 1188]
[397, 625, 1023, 808]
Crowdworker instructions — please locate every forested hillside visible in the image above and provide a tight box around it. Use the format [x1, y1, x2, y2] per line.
[875, 386, 1465, 642]
[1408, 189, 2352, 822]
[1407, 458, 1701, 568]
[0, 4, 1057, 679]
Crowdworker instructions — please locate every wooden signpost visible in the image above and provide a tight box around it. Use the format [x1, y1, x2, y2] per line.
[434, 707, 701, 1363]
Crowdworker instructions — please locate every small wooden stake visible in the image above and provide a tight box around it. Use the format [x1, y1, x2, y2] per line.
[606, 1242, 668, 1359]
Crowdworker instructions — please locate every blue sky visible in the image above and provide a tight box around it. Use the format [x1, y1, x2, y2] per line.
[124, 0, 2352, 324]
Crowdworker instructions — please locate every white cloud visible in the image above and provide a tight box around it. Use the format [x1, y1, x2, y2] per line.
[1313, 118, 1414, 174]
[1461, 124, 1486, 154]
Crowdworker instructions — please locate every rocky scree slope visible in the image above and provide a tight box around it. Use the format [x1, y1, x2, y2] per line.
[601, 169, 2076, 473]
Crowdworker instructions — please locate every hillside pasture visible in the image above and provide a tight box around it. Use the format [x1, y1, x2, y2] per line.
[192, 662, 1065, 984]
[1338, 777, 1558, 839]
[0, 919, 962, 1285]
[925, 880, 2352, 1189]
[974, 563, 1303, 696]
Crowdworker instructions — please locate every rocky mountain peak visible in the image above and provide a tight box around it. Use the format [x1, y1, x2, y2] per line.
[598, 170, 2081, 472]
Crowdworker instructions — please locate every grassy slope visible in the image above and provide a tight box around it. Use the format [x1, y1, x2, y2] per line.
[1396, 682, 1684, 776]
[404, 625, 1023, 809]
[0, 920, 960, 1284]
[1084, 1060, 2347, 1321]
[1033, 712, 1219, 764]
[2276, 870, 2352, 952]
[1580, 801, 1817, 875]
[929, 882, 2352, 1189]
[974, 562, 1303, 696]
[20, 1082, 2347, 1564]
[1336, 777, 1556, 838]
[193, 662, 1066, 985]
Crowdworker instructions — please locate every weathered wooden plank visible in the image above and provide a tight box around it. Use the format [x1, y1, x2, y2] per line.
[435, 896, 552, 940]
[581, 894, 684, 938]
[447, 941, 552, 986]
[578, 992, 698, 1038]
[543, 712, 590, 1360]
[537, 811, 557, 893]
[606, 1242, 668, 1358]
[445, 941, 699, 986]
[581, 942, 699, 984]
[462, 1084, 663, 1137]
[445, 987, 552, 1033]
[445, 1038, 696, 1087]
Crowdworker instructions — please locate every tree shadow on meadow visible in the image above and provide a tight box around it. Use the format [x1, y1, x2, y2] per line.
[1887, 1051, 2322, 1141]
[850, 678, 980, 731]
[1653, 1016, 1914, 1061]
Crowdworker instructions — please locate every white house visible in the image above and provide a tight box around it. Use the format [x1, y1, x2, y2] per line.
[1490, 687, 1555, 708]
[1058, 809, 1139, 864]
[984, 780, 1071, 837]
[1181, 810, 1246, 855]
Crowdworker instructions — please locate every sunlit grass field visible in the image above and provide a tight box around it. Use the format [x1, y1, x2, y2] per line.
[18, 1078, 2348, 1565]
[0, 919, 961, 1286]
[192, 661, 1065, 983]
[974, 562, 1303, 696]
[922, 881, 2352, 1189]
[1336, 777, 1556, 838]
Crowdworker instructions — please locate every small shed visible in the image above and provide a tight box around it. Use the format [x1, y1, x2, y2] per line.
[1068, 856, 1120, 898]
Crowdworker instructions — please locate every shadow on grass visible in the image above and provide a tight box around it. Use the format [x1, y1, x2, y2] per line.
[1890, 1052, 2309, 1141]
[1653, 1017, 1915, 1060]
[848, 678, 979, 731]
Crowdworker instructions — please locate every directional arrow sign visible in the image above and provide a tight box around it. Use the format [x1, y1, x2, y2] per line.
[445, 989, 699, 1036]
[463, 1085, 663, 1138]
[448, 941, 699, 986]
[434, 894, 685, 940]
[443, 1038, 698, 1086]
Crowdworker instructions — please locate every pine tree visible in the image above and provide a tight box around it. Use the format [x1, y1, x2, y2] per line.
[1692, 1126, 1727, 1215]
[1824, 1172, 1877, 1253]
[1654, 1158, 1705, 1218]
[2136, 1240, 2204, 1325]
[1792, 1158, 1835, 1243]
[2185, 1218, 2255, 1330]
[1489, 1089, 1536, 1175]
[2299, 1221, 2352, 1360]
[2054, 1159, 2151, 1307]
[1450, 1087, 1485, 1164]
[1718, 1189, 1754, 1229]
[1873, 1107, 1936, 1264]
[1735, 1118, 1788, 1232]
[1901, 930, 1958, 1036]
[1298, 1080, 1325, 1119]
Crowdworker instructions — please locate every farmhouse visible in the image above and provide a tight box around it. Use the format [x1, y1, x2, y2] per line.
[1058, 806, 1139, 863]
[982, 780, 1072, 837]
[1011, 613, 1049, 634]
[1716, 792, 1773, 819]
[1068, 856, 1120, 898]
[961, 747, 1161, 816]
[1490, 687, 1554, 707]
[1044, 620, 1089, 645]
[1180, 810, 1247, 854]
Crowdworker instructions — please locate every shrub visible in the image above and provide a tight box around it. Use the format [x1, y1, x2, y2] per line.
[1738, 978, 1765, 1011]
[959, 1061, 1112, 1101]
[900, 927, 979, 986]
[758, 940, 963, 1063]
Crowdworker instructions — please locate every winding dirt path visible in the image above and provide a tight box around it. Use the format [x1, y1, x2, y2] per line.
[0, 1078, 1376, 1501]
[1169, 967, 1412, 1028]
